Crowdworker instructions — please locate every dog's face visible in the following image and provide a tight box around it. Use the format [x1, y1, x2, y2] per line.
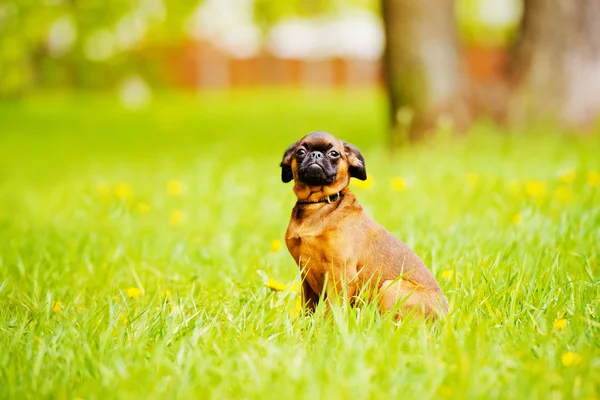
[280, 132, 366, 198]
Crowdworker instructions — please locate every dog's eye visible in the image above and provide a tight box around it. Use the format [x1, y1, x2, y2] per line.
[329, 150, 340, 158]
[296, 148, 306, 156]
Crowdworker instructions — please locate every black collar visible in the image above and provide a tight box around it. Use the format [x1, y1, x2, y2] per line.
[296, 192, 342, 205]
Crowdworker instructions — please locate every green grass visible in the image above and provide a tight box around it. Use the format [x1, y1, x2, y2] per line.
[1, 90, 599, 399]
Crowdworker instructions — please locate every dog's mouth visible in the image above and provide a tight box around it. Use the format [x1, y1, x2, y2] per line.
[298, 163, 335, 186]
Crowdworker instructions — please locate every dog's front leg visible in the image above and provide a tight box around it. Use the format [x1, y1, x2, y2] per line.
[323, 266, 357, 309]
[301, 279, 320, 312]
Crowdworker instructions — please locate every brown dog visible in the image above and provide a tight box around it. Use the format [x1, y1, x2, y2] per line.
[281, 131, 448, 319]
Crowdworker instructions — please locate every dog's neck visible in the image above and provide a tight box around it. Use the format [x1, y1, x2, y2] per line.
[293, 187, 354, 209]
[296, 191, 342, 205]
[291, 188, 357, 223]
[293, 177, 350, 203]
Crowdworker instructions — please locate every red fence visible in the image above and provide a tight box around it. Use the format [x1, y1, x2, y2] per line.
[169, 40, 507, 90]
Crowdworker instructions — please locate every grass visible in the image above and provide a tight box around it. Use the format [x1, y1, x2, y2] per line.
[0, 90, 599, 399]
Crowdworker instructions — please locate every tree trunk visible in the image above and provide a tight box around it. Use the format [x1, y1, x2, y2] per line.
[381, 0, 469, 145]
[510, 0, 600, 129]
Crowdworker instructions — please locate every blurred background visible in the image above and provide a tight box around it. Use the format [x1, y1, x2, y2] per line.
[2, 0, 599, 140]
[1, 6, 599, 397]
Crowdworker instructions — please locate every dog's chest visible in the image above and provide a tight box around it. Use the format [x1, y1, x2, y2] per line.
[285, 220, 329, 262]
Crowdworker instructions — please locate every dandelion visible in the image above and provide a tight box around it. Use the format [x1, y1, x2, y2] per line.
[126, 287, 142, 299]
[288, 281, 300, 293]
[169, 210, 184, 226]
[114, 183, 134, 200]
[271, 239, 283, 253]
[294, 297, 302, 316]
[390, 176, 407, 192]
[52, 301, 63, 313]
[512, 213, 522, 225]
[167, 180, 185, 196]
[288, 296, 302, 318]
[441, 270, 453, 280]
[525, 180, 546, 199]
[558, 169, 576, 184]
[465, 173, 478, 187]
[266, 277, 287, 292]
[553, 317, 567, 331]
[555, 186, 573, 203]
[136, 202, 151, 214]
[561, 351, 582, 367]
[588, 171, 599, 188]
[353, 175, 374, 190]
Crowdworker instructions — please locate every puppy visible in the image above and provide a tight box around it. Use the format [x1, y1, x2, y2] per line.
[281, 131, 448, 319]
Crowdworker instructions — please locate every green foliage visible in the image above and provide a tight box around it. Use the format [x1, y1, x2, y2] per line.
[0, 0, 199, 96]
[456, 0, 522, 46]
[254, 0, 379, 28]
[0, 0, 523, 96]
[0, 90, 599, 399]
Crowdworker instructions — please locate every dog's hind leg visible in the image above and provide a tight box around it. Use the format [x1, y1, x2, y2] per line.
[378, 279, 447, 320]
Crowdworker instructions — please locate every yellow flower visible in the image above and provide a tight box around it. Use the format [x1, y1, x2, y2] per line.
[558, 169, 576, 184]
[512, 213, 522, 225]
[266, 277, 287, 292]
[126, 287, 142, 299]
[561, 351, 582, 367]
[285, 291, 303, 318]
[52, 301, 63, 313]
[525, 180, 546, 199]
[167, 180, 185, 196]
[114, 183, 134, 200]
[161, 290, 172, 298]
[288, 281, 300, 293]
[169, 210, 184, 226]
[353, 175, 374, 190]
[291, 296, 302, 317]
[441, 270, 453, 280]
[390, 176, 407, 192]
[465, 173, 479, 187]
[588, 171, 599, 188]
[553, 317, 567, 331]
[271, 239, 283, 253]
[555, 186, 573, 203]
[136, 203, 152, 214]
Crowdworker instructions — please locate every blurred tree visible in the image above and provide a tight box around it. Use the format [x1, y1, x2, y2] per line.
[509, 0, 600, 129]
[381, 0, 470, 145]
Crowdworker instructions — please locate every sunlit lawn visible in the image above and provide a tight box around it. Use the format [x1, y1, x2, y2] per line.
[0, 90, 599, 399]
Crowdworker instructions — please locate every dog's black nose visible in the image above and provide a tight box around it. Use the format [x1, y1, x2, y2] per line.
[309, 151, 324, 159]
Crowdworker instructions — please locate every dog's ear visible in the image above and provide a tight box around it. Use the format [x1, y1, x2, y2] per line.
[280, 141, 298, 183]
[343, 142, 367, 181]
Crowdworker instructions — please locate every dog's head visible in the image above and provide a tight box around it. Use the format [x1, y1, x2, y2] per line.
[280, 132, 366, 200]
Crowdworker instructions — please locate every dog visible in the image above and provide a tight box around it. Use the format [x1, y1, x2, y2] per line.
[280, 131, 448, 319]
